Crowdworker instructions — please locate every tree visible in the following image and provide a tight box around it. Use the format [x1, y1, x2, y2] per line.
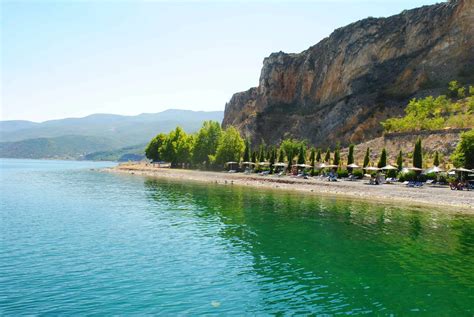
[451, 129, 474, 169]
[413, 137, 423, 169]
[269, 146, 276, 173]
[280, 138, 304, 168]
[448, 80, 460, 98]
[193, 121, 222, 168]
[243, 138, 251, 162]
[161, 127, 193, 167]
[469, 85, 474, 96]
[297, 146, 306, 164]
[251, 151, 257, 163]
[258, 144, 266, 162]
[363, 147, 370, 167]
[333, 143, 341, 166]
[145, 133, 167, 162]
[215, 126, 245, 165]
[278, 149, 285, 162]
[309, 147, 316, 175]
[266, 147, 272, 162]
[433, 151, 440, 166]
[316, 148, 322, 162]
[324, 148, 331, 162]
[397, 150, 403, 171]
[378, 148, 387, 168]
[347, 144, 355, 165]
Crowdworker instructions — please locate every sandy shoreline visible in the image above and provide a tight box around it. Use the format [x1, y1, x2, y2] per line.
[105, 163, 474, 213]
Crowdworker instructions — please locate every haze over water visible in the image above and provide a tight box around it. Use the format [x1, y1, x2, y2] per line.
[1, 159, 473, 315]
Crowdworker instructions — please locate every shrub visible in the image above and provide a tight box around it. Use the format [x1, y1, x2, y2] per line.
[337, 169, 349, 178]
[398, 171, 417, 182]
[437, 174, 448, 184]
[386, 169, 397, 178]
[448, 80, 460, 98]
[351, 169, 364, 179]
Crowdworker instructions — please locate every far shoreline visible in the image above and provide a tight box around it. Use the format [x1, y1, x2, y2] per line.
[104, 163, 474, 214]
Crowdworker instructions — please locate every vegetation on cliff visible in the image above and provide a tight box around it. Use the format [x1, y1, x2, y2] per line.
[451, 129, 474, 169]
[381, 82, 474, 133]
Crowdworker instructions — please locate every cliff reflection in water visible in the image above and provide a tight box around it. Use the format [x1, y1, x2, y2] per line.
[144, 179, 474, 315]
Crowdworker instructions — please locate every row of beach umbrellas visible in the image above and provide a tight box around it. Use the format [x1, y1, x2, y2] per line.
[235, 161, 473, 173]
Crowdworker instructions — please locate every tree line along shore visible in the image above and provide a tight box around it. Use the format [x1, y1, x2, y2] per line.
[144, 83, 473, 185]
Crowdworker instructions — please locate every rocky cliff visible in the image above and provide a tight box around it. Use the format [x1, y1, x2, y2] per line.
[222, 0, 474, 147]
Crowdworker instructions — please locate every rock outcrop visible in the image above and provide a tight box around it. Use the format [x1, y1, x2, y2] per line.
[222, 0, 474, 147]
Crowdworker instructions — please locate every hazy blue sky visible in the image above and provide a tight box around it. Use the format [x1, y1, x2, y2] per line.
[2, 0, 440, 122]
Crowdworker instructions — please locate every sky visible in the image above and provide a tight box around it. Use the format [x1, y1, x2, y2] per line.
[1, 0, 441, 122]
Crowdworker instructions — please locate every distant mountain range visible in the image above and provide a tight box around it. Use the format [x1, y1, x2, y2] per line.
[0, 109, 223, 160]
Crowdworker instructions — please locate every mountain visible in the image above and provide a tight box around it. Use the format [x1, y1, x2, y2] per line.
[0, 120, 40, 133]
[83, 144, 147, 162]
[0, 135, 119, 160]
[0, 110, 223, 159]
[222, 0, 474, 147]
[1, 110, 223, 145]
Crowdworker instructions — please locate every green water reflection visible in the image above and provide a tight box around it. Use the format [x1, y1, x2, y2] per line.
[145, 179, 474, 315]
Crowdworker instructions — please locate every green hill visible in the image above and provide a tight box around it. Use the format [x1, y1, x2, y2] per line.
[84, 144, 146, 162]
[0, 110, 223, 159]
[0, 135, 119, 159]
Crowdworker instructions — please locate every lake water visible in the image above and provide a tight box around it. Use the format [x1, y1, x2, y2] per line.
[1, 159, 473, 315]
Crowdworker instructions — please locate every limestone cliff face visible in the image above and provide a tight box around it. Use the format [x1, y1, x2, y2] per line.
[222, 0, 474, 147]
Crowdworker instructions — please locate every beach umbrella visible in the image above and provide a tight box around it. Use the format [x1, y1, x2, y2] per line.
[448, 167, 474, 181]
[449, 167, 474, 173]
[225, 161, 238, 170]
[325, 164, 338, 168]
[381, 164, 397, 170]
[258, 162, 270, 166]
[294, 164, 312, 168]
[400, 167, 410, 174]
[407, 167, 423, 171]
[273, 162, 288, 167]
[241, 161, 256, 165]
[423, 166, 445, 174]
[347, 163, 360, 169]
[364, 166, 380, 171]
[316, 163, 327, 169]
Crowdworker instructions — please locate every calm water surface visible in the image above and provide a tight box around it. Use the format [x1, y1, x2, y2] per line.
[1, 159, 473, 315]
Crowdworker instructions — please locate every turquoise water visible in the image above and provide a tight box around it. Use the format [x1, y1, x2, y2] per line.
[1, 159, 473, 315]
